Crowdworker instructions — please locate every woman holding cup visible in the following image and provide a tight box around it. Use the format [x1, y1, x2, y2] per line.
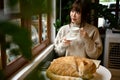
[54, 0, 103, 59]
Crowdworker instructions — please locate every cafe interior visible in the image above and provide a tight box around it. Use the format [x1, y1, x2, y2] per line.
[0, 0, 120, 80]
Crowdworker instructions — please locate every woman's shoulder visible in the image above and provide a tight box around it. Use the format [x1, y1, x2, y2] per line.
[61, 24, 69, 28]
[59, 24, 70, 31]
[85, 23, 99, 31]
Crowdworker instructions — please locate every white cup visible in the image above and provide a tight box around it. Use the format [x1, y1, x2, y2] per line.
[66, 27, 79, 40]
[70, 27, 79, 34]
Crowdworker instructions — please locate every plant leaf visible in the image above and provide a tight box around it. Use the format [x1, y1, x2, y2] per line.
[0, 21, 32, 60]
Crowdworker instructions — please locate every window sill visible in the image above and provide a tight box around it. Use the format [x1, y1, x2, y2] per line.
[9, 44, 54, 80]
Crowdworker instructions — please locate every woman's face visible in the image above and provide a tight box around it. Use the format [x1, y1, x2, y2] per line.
[70, 10, 81, 25]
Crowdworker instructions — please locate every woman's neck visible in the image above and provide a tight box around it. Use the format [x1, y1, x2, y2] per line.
[70, 22, 80, 27]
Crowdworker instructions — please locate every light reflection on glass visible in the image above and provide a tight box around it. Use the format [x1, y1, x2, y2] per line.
[6, 18, 21, 65]
[4, 0, 20, 14]
[41, 14, 48, 41]
[31, 15, 39, 47]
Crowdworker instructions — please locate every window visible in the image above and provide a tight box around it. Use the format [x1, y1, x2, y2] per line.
[32, 13, 51, 56]
[0, 0, 51, 78]
[98, 0, 120, 28]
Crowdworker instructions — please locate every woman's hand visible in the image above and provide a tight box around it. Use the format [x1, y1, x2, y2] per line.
[62, 37, 71, 47]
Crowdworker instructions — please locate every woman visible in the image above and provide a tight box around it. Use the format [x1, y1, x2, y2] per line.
[54, 0, 103, 59]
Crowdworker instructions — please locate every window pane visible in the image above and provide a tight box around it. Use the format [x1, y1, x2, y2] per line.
[41, 14, 48, 41]
[6, 39, 21, 64]
[31, 15, 39, 47]
[6, 18, 21, 65]
[4, 0, 20, 14]
[10, 18, 21, 26]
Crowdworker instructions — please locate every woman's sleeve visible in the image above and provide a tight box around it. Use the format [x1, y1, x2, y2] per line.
[54, 28, 67, 56]
[83, 28, 103, 59]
